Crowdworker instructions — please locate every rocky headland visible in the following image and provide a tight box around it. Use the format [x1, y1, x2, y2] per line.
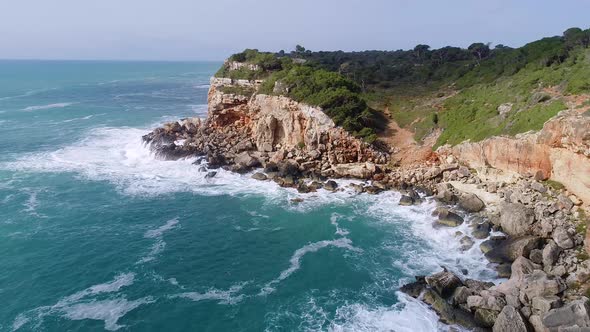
[143, 59, 590, 331]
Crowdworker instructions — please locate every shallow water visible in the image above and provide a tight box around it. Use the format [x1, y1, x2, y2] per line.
[0, 60, 496, 331]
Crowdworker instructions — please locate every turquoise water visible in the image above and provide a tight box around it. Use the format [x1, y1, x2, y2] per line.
[0, 61, 495, 332]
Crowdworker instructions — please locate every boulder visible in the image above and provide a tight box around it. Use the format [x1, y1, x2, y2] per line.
[425, 268, 463, 298]
[542, 240, 561, 267]
[251, 172, 268, 181]
[422, 289, 478, 328]
[552, 226, 574, 249]
[399, 195, 414, 206]
[493, 305, 530, 332]
[480, 236, 507, 254]
[459, 193, 485, 212]
[531, 296, 561, 316]
[519, 271, 566, 304]
[472, 221, 492, 239]
[436, 210, 464, 227]
[499, 203, 536, 237]
[474, 308, 499, 328]
[543, 300, 590, 331]
[460, 236, 475, 251]
[485, 236, 542, 263]
[400, 276, 426, 298]
[324, 180, 338, 192]
[435, 183, 457, 204]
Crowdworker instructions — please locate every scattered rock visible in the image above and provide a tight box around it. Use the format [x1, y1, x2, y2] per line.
[436, 210, 464, 227]
[485, 236, 541, 263]
[251, 172, 268, 181]
[459, 193, 485, 212]
[493, 305, 529, 332]
[499, 203, 535, 237]
[471, 221, 492, 239]
[542, 299, 590, 331]
[399, 195, 414, 206]
[552, 226, 574, 249]
[205, 171, 217, 178]
[460, 236, 475, 251]
[425, 268, 463, 298]
[324, 180, 338, 192]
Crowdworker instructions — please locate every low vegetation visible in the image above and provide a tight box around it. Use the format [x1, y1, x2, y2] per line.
[216, 27, 590, 147]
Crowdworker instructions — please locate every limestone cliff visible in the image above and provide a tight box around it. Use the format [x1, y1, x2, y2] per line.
[438, 110, 590, 208]
[143, 76, 389, 179]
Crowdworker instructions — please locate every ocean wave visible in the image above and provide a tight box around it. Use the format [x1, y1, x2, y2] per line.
[12, 273, 143, 331]
[21, 189, 47, 218]
[22, 102, 76, 112]
[329, 292, 446, 332]
[0, 87, 58, 101]
[60, 113, 105, 123]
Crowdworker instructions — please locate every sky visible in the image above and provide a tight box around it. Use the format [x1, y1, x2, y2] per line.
[1, 0, 589, 61]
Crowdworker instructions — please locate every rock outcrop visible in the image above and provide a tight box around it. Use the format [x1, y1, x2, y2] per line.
[438, 111, 590, 208]
[143, 77, 388, 183]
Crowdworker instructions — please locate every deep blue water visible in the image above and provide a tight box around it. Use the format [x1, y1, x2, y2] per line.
[0, 61, 495, 332]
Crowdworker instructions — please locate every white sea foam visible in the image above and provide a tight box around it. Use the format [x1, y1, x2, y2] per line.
[329, 292, 447, 332]
[62, 297, 154, 331]
[22, 102, 76, 112]
[12, 273, 141, 331]
[260, 238, 362, 296]
[21, 189, 46, 218]
[172, 282, 247, 305]
[137, 218, 180, 264]
[61, 113, 105, 123]
[330, 213, 350, 236]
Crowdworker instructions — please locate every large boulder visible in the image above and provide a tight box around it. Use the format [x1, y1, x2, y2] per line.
[399, 195, 415, 206]
[422, 289, 478, 328]
[552, 226, 574, 249]
[458, 193, 485, 212]
[542, 240, 561, 267]
[435, 183, 457, 203]
[425, 268, 463, 298]
[519, 270, 566, 304]
[542, 299, 590, 331]
[436, 210, 464, 227]
[493, 305, 530, 332]
[485, 236, 542, 263]
[499, 203, 535, 237]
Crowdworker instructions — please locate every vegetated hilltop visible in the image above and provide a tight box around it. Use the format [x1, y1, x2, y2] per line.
[215, 27, 590, 149]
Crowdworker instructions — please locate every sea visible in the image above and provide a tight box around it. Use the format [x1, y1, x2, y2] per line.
[0, 60, 497, 332]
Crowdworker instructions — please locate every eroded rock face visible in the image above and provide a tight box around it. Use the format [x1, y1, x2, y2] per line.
[438, 111, 590, 208]
[144, 77, 389, 179]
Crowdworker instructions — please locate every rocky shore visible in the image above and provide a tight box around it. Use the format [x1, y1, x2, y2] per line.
[143, 73, 590, 331]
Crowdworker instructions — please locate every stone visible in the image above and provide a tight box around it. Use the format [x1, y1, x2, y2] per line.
[531, 181, 547, 193]
[552, 226, 574, 249]
[324, 180, 338, 192]
[480, 236, 507, 254]
[435, 183, 457, 204]
[519, 270, 566, 303]
[475, 308, 499, 328]
[529, 249, 544, 265]
[485, 236, 542, 263]
[451, 286, 472, 305]
[464, 279, 494, 292]
[542, 300, 590, 331]
[425, 268, 463, 298]
[496, 263, 512, 278]
[542, 240, 561, 267]
[436, 210, 464, 227]
[557, 194, 574, 211]
[472, 221, 492, 239]
[399, 195, 414, 206]
[205, 171, 217, 178]
[499, 202, 536, 237]
[400, 276, 426, 298]
[251, 172, 268, 181]
[493, 305, 529, 332]
[459, 193, 485, 212]
[531, 296, 561, 316]
[422, 289, 478, 328]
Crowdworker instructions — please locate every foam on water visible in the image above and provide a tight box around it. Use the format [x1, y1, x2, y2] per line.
[22, 102, 76, 112]
[260, 237, 362, 296]
[62, 297, 155, 331]
[137, 218, 180, 264]
[172, 282, 247, 305]
[12, 273, 141, 331]
[329, 292, 447, 332]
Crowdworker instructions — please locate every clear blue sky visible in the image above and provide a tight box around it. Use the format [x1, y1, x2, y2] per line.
[1, 0, 588, 61]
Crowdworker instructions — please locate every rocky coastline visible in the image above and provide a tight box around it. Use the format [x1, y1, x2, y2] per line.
[143, 73, 590, 331]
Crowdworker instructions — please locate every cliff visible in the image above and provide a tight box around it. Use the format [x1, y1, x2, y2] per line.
[438, 110, 590, 208]
[143, 75, 389, 180]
